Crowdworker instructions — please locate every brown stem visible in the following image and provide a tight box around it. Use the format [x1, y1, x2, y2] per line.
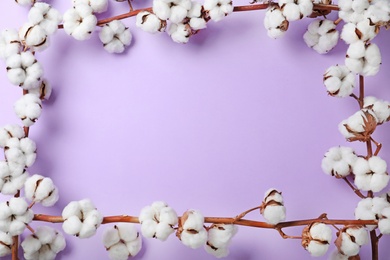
[370, 230, 379, 260]
[234, 206, 261, 221]
[358, 75, 364, 109]
[276, 228, 302, 239]
[371, 137, 382, 156]
[33, 214, 377, 228]
[343, 177, 366, 199]
[11, 236, 18, 260]
[366, 140, 373, 158]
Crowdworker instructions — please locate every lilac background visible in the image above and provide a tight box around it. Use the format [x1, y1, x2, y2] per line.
[1, 1, 390, 259]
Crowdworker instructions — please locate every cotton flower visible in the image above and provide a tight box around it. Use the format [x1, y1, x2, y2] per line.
[15, 0, 35, 6]
[62, 199, 103, 238]
[28, 3, 63, 36]
[0, 231, 12, 257]
[301, 222, 332, 257]
[103, 224, 142, 260]
[364, 0, 390, 24]
[14, 93, 42, 127]
[264, 7, 289, 39]
[19, 23, 49, 51]
[153, 0, 192, 24]
[355, 197, 390, 230]
[303, 19, 339, 54]
[6, 51, 43, 89]
[0, 160, 28, 195]
[4, 137, 37, 168]
[323, 65, 355, 97]
[341, 19, 377, 45]
[0, 197, 34, 236]
[204, 224, 237, 258]
[260, 188, 286, 225]
[278, 0, 313, 21]
[345, 41, 381, 76]
[21, 226, 66, 260]
[335, 225, 368, 256]
[139, 201, 178, 241]
[321, 146, 357, 178]
[363, 96, 390, 124]
[187, 2, 207, 30]
[168, 23, 191, 43]
[338, 0, 369, 24]
[73, 0, 108, 13]
[177, 209, 208, 249]
[0, 29, 21, 61]
[204, 0, 233, 22]
[352, 156, 389, 192]
[99, 20, 132, 54]
[24, 174, 59, 207]
[63, 4, 97, 41]
[136, 11, 167, 33]
[0, 124, 25, 148]
[339, 109, 377, 142]
[378, 207, 390, 234]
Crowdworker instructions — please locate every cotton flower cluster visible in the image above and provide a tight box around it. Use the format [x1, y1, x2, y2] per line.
[204, 224, 237, 258]
[6, 51, 43, 90]
[0, 160, 27, 195]
[339, 109, 377, 142]
[301, 222, 332, 257]
[363, 96, 390, 124]
[341, 19, 377, 45]
[19, 3, 62, 51]
[0, 197, 34, 236]
[278, 0, 313, 22]
[99, 20, 132, 54]
[177, 209, 208, 249]
[21, 226, 66, 260]
[63, 4, 98, 40]
[263, 7, 289, 39]
[0, 124, 37, 168]
[260, 188, 286, 225]
[334, 225, 368, 257]
[338, 0, 390, 24]
[62, 199, 103, 238]
[24, 174, 59, 207]
[102, 224, 142, 260]
[139, 201, 178, 241]
[355, 197, 390, 230]
[352, 156, 389, 192]
[321, 146, 357, 178]
[0, 231, 12, 257]
[303, 19, 339, 54]
[14, 94, 42, 127]
[345, 41, 381, 76]
[323, 65, 355, 97]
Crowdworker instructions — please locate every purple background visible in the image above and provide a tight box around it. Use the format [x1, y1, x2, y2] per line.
[1, 1, 390, 259]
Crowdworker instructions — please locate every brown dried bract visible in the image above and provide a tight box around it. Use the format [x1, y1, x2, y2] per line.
[344, 111, 377, 142]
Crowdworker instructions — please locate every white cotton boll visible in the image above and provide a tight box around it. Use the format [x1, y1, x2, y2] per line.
[159, 207, 178, 224]
[15, 0, 34, 6]
[379, 207, 390, 234]
[126, 238, 142, 257]
[141, 219, 157, 238]
[364, 96, 390, 124]
[50, 233, 66, 253]
[263, 205, 286, 224]
[353, 157, 370, 176]
[182, 210, 205, 231]
[99, 20, 132, 54]
[62, 216, 82, 235]
[323, 65, 355, 98]
[0, 231, 12, 257]
[347, 226, 368, 246]
[282, 3, 301, 21]
[351, 0, 370, 13]
[117, 224, 138, 242]
[339, 233, 360, 256]
[0, 125, 24, 148]
[189, 18, 207, 30]
[28, 3, 63, 35]
[362, 43, 381, 73]
[63, 4, 97, 41]
[28, 3, 51, 25]
[204, 0, 233, 22]
[35, 226, 56, 245]
[303, 32, 319, 49]
[107, 243, 129, 260]
[298, 0, 313, 17]
[181, 228, 208, 249]
[207, 224, 237, 248]
[14, 94, 42, 127]
[347, 41, 365, 59]
[369, 156, 387, 174]
[153, 0, 171, 20]
[21, 236, 41, 255]
[170, 6, 188, 24]
[264, 188, 284, 203]
[345, 57, 363, 74]
[62, 201, 81, 218]
[9, 197, 29, 215]
[136, 11, 166, 34]
[28, 79, 52, 100]
[103, 228, 121, 248]
[24, 174, 59, 206]
[168, 23, 191, 44]
[304, 19, 339, 54]
[0, 29, 21, 61]
[264, 7, 288, 39]
[90, 0, 108, 13]
[154, 223, 174, 240]
[306, 241, 329, 257]
[204, 245, 229, 258]
[310, 223, 332, 241]
[19, 23, 49, 51]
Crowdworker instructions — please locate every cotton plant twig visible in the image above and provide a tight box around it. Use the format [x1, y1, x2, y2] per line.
[343, 177, 366, 199]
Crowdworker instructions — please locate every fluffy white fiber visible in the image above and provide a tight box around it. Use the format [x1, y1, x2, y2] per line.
[338, 109, 377, 141]
[28, 3, 62, 35]
[73, 0, 108, 13]
[136, 11, 166, 34]
[279, 0, 313, 21]
[21, 226, 66, 260]
[352, 156, 389, 192]
[336, 226, 368, 256]
[355, 197, 390, 230]
[0, 160, 27, 195]
[179, 209, 208, 249]
[63, 4, 97, 41]
[0, 197, 34, 236]
[264, 7, 288, 39]
[62, 199, 103, 238]
[204, 0, 233, 22]
[378, 207, 390, 234]
[168, 23, 191, 43]
[261, 189, 286, 224]
[304, 223, 332, 257]
[345, 41, 381, 76]
[139, 201, 178, 241]
[0, 124, 24, 148]
[0, 29, 21, 61]
[321, 146, 357, 178]
[103, 224, 142, 259]
[24, 174, 59, 207]
[303, 19, 339, 54]
[0, 231, 12, 257]
[14, 93, 42, 127]
[19, 23, 49, 51]
[4, 137, 37, 168]
[323, 65, 355, 97]
[363, 96, 390, 124]
[99, 20, 132, 53]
